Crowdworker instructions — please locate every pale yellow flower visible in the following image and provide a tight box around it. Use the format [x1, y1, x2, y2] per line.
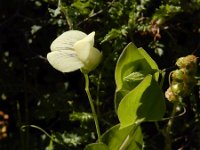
[47, 30, 102, 73]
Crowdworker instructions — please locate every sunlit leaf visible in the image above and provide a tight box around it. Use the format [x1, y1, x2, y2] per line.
[118, 75, 165, 129]
[101, 124, 143, 150]
[84, 143, 109, 150]
[114, 43, 159, 110]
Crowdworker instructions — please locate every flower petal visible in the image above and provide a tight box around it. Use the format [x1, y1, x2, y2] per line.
[74, 39, 102, 72]
[73, 32, 96, 62]
[73, 40, 91, 63]
[82, 31, 95, 46]
[74, 32, 95, 48]
[47, 50, 84, 72]
[50, 30, 87, 51]
[82, 47, 102, 71]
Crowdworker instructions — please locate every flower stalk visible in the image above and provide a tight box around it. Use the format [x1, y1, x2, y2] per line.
[84, 73, 101, 142]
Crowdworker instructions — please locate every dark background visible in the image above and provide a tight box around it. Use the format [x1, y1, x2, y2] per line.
[0, 0, 200, 149]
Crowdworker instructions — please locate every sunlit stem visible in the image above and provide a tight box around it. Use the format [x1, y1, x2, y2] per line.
[159, 69, 166, 88]
[84, 73, 101, 142]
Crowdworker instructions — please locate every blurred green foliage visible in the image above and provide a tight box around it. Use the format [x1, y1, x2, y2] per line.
[0, 0, 200, 149]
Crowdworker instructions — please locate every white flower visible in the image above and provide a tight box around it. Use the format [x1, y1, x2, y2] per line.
[47, 30, 102, 73]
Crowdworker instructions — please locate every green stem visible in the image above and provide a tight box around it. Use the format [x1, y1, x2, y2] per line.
[84, 73, 101, 142]
[21, 125, 70, 149]
[21, 125, 61, 145]
[164, 103, 177, 150]
[159, 69, 166, 88]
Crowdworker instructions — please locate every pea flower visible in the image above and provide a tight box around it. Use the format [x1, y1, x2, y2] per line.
[47, 30, 102, 73]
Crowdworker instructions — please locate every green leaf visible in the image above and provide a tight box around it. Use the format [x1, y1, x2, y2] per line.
[152, 4, 181, 25]
[72, 0, 90, 15]
[101, 124, 143, 150]
[84, 143, 109, 150]
[118, 75, 165, 129]
[123, 72, 145, 83]
[101, 26, 127, 43]
[137, 47, 159, 76]
[101, 28, 123, 43]
[114, 43, 159, 110]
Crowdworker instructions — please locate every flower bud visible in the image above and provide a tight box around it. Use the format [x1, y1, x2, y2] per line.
[176, 55, 197, 74]
[172, 69, 184, 82]
[171, 82, 184, 96]
[165, 87, 178, 102]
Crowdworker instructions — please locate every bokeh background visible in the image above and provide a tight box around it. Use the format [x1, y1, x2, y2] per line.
[0, 0, 200, 149]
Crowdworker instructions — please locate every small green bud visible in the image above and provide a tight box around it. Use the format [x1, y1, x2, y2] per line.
[172, 69, 184, 82]
[176, 57, 185, 68]
[171, 82, 184, 95]
[176, 55, 197, 71]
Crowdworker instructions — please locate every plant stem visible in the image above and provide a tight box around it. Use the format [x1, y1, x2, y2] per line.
[164, 103, 177, 150]
[24, 70, 29, 150]
[159, 69, 166, 88]
[17, 101, 25, 150]
[84, 73, 101, 142]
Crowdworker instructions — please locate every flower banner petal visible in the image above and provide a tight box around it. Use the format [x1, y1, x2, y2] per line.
[50, 30, 87, 51]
